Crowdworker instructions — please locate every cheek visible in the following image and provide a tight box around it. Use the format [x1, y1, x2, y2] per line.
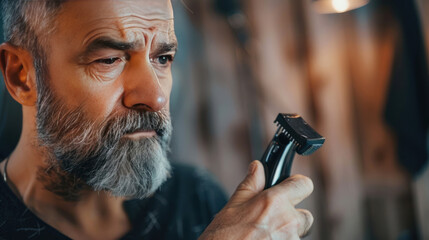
[82, 83, 124, 120]
[47, 61, 124, 120]
[155, 69, 173, 97]
[86, 64, 125, 82]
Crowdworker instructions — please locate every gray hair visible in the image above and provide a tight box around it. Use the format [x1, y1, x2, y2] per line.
[2, 0, 65, 51]
[1, 0, 66, 91]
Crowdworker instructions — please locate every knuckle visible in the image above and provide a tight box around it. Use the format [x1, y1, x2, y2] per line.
[302, 209, 314, 225]
[261, 190, 277, 207]
[286, 175, 314, 194]
[288, 214, 301, 226]
[236, 180, 252, 192]
[222, 206, 238, 219]
[301, 176, 314, 193]
[257, 190, 282, 216]
[298, 209, 314, 236]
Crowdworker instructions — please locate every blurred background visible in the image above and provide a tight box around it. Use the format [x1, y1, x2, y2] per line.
[0, 0, 428, 239]
[168, 0, 429, 239]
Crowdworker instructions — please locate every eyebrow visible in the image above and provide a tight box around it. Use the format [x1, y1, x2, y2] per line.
[152, 42, 178, 56]
[79, 37, 178, 61]
[81, 37, 141, 56]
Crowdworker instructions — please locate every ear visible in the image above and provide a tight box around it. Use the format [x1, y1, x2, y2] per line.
[0, 43, 37, 106]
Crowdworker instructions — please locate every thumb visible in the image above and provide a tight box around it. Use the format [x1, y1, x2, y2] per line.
[227, 160, 265, 207]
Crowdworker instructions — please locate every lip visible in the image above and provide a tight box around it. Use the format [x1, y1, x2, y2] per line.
[124, 130, 156, 140]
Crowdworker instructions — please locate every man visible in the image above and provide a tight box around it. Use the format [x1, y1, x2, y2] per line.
[0, 0, 314, 239]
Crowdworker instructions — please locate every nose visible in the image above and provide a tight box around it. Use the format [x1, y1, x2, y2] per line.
[122, 56, 167, 112]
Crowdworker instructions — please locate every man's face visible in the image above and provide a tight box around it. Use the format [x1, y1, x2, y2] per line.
[35, 0, 177, 199]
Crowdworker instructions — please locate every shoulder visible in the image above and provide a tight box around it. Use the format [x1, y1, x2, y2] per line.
[0, 177, 69, 239]
[0, 176, 27, 228]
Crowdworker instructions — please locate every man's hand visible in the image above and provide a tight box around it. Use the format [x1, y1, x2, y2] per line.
[199, 160, 314, 240]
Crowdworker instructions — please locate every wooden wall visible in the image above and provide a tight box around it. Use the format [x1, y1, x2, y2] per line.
[170, 0, 428, 239]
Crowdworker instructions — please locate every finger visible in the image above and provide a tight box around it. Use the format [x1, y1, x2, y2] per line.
[289, 235, 301, 240]
[227, 160, 265, 206]
[274, 174, 314, 206]
[296, 209, 313, 237]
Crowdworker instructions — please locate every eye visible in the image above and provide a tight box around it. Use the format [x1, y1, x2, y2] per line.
[95, 57, 121, 65]
[155, 55, 173, 65]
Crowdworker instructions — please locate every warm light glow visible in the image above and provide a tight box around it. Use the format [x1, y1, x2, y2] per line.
[332, 0, 350, 12]
[313, 0, 369, 14]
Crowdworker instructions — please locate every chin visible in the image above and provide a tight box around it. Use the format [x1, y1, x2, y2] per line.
[85, 137, 172, 199]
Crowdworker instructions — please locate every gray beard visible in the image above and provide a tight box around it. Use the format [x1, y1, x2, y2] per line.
[35, 85, 172, 201]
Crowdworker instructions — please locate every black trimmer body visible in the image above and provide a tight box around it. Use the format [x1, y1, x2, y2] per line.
[260, 113, 325, 189]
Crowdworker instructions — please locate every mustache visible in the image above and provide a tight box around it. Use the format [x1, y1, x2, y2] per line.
[105, 110, 169, 135]
[99, 109, 171, 147]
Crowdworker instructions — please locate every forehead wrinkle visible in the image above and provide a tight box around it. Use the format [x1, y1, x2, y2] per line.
[117, 0, 174, 19]
[119, 14, 174, 23]
[84, 15, 173, 31]
[82, 15, 174, 47]
[168, 29, 177, 42]
[82, 27, 124, 46]
[111, 15, 174, 35]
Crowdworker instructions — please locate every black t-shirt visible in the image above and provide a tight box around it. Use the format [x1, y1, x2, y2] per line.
[0, 162, 228, 240]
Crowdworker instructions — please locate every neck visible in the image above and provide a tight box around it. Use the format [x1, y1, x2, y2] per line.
[1, 125, 131, 240]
